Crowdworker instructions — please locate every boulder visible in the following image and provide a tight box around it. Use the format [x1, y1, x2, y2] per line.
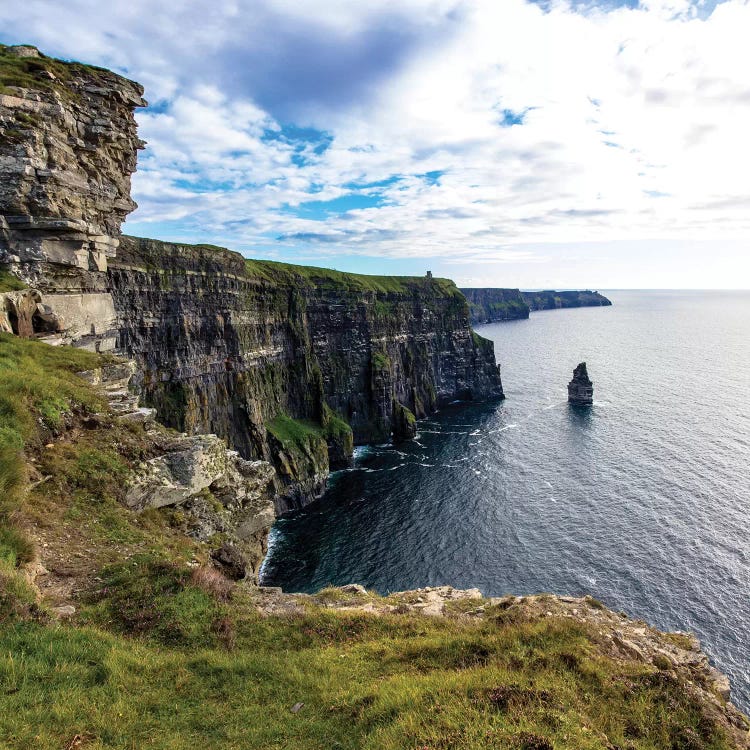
[126, 433, 277, 583]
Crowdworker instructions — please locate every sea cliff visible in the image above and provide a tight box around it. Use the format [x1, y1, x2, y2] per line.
[110, 237, 503, 511]
[523, 288, 612, 311]
[460, 287, 530, 324]
[0, 45, 747, 748]
[460, 287, 612, 325]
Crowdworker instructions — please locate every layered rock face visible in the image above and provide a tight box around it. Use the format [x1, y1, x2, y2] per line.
[460, 287, 613, 326]
[109, 236, 504, 508]
[460, 288, 530, 324]
[0, 44, 146, 349]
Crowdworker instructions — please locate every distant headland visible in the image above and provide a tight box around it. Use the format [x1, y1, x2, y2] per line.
[460, 287, 612, 325]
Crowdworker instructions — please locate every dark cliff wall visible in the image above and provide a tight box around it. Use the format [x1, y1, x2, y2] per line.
[110, 237, 504, 510]
[522, 290, 612, 311]
[459, 288, 530, 324]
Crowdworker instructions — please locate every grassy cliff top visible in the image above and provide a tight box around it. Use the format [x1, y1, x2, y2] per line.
[119, 235, 462, 297]
[0, 43, 143, 100]
[245, 256, 462, 296]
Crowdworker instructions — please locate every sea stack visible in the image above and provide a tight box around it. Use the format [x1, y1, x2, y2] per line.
[568, 362, 594, 405]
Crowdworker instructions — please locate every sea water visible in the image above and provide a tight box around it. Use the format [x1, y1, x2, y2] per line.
[262, 290, 750, 711]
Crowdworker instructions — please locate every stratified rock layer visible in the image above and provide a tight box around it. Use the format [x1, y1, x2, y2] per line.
[109, 236, 504, 506]
[0, 44, 146, 351]
[568, 361, 594, 404]
[0, 46, 504, 508]
[460, 288, 613, 326]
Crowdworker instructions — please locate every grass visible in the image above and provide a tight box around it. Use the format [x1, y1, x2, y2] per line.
[0, 43, 121, 101]
[322, 405, 354, 445]
[266, 413, 326, 449]
[268, 410, 353, 454]
[0, 267, 27, 293]
[0, 590, 736, 749]
[0, 333, 198, 625]
[245, 259, 462, 297]
[371, 351, 391, 371]
[0, 333, 104, 504]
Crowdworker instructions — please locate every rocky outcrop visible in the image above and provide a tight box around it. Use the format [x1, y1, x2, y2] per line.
[461, 287, 613, 326]
[0, 43, 146, 351]
[392, 400, 417, 442]
[568, 361, 594, 405]
[126, 433, 276, 581]
[460, 288, 530, 324]
[78, 359, 276, 582]
[523, 289, 612, 311]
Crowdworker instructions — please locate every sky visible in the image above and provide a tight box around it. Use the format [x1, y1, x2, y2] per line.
[2, 0, 750, 288]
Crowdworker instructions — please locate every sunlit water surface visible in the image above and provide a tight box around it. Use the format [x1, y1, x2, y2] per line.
[262, 291, 750, 711]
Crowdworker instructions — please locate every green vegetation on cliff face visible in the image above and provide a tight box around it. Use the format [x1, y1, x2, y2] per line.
[113, 234, 500, 486]
[0, 44, 126, 100]
[267, 413, 328, 450]
[0, 266, 27, 292]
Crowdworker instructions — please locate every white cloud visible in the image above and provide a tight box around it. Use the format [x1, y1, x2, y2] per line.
[1, 0, 750, 285]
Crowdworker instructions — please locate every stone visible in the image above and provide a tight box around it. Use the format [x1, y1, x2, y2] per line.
[53, 605, 76, 618]
[211, 543, 248, 581]
[708, 667, 732, 701]
[7, 45, 40, 58]
[109, 235, 504, 509]
[568, 362, 594, 405]
[0, 290, 41, 337]
[338, 584, 368, 596]
[117, 407, 157, 425]
[0, 50, 145, 349]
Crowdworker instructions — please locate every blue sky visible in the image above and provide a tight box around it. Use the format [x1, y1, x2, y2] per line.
[2, 0, 749, 288]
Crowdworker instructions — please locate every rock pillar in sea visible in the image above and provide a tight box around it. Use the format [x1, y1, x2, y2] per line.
[568, 362, 594, 405]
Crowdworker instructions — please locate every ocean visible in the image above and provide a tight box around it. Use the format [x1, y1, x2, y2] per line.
[261, 290, 750, 711]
